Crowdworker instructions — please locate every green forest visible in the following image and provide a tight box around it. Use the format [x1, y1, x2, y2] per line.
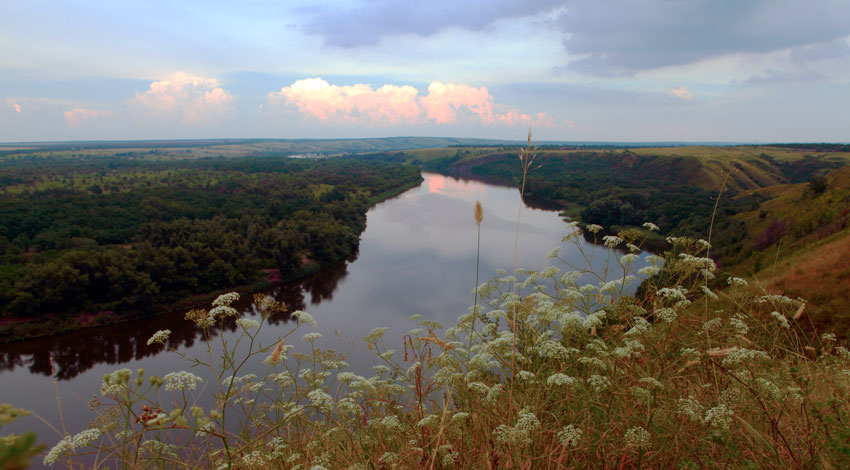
[0, 154, 421, 337]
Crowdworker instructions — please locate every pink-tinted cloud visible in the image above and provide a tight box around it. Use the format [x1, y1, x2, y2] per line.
[669, 85, 693, 100]
[13, 103, 21, 114]
[64, 107, 110, 128]
[129, 72, 235, 125]
[268, 78, 550, 127]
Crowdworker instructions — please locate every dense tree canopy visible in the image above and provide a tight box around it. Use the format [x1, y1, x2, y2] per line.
[0, 155, 421, 320]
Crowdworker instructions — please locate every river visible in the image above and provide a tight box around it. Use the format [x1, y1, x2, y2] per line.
[0, 172, 646, 465]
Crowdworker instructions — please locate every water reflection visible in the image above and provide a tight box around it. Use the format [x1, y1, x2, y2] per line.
[0, 260, 351, 379]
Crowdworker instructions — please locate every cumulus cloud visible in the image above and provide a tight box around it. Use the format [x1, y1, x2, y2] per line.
[301, 0, 564, 47]
[268, 78, 550, 127]
[669, 86, 693, 100]
[129, 72, 234, 125]
[64, 107, 110, 128]
[13, 103, 21, 114]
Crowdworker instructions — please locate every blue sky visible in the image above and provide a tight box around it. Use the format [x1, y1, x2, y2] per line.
[1, 0, 848, 142]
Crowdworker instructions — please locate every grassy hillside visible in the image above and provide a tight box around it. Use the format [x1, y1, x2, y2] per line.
[727, 166, 850, 333]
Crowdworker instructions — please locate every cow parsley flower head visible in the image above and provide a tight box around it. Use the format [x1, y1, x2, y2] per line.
[44, 429, 103, 465]
[656, 307, 677, 324]
[770, 311, 790, 329]
[586, 224, 603, 234]
[705, 404, 734, 431]
[101, 368, 132, 396]
[547, 373, 577, 387]
[212, 292, 239, 307]
[308, 389, 334, 414]
[293, 310, 317, 327]
[624, 426, 651, 448]
[146, 329, 171, 346]
[677, 396, 704, 423]
[557, 424, 582, 448]
[642, 222, 659, 231]
[727, 277, 748, 287]
[588, 374, 611, 392]
[209, 305, 238, 319]
[603, 235, 623, 248]
[163, 371, 203, 391]
[236, 318, 260, 330]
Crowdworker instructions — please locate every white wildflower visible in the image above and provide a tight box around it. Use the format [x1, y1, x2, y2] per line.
[146, 329, 171, 346]
[620, 254, 639, 266]
[677, 396, 704, 423]
[656, 308, 677, 324]
[209, 305, 238, 319]
[770, 311, 790, 329]
[236, 318, 260, 330]
[43, 436, 72, 465]
[702, 318, 722, 332]
[518, 370, 536, 382]
[379, 452, 399, 465]
[212, 292, 239, 306]
[451, 412, 470, 424]
[624, 426, 650, 448]
[705, 404, 734, 431]
[588, 374, 611, 392]
[547, 373, 577, 387]
[642, 222, 659, 231]
[308, 390, 334, 414]
[302, 332, 322, 342]
[630, 386, 651, 400]
[163, 371, 203, 391]
[557, 424, 582, 448]
[730, 316, 749, 336]
[721, 347, 770, 368]
[546, 247, 560, 259]
[638, 265, 660, 277]
[586, 224, 603, 234]
[700, 285, 719, 300]
[364, 327, 386, 343]
[293, 310, 317, 327]
[727, 277, 748, 287]
[100, 368, 132, 396]
[603, 235, 623, 248]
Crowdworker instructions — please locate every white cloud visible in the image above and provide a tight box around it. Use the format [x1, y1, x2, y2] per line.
[669, 86, 693, 100]
[129, 72, 235, 125]
[268, 78, 551, 127]
[64, 107, 110, 128]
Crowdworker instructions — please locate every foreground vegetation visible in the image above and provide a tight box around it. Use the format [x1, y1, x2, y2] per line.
[7, 221, 848, 469]
[0, 154, 421, 341]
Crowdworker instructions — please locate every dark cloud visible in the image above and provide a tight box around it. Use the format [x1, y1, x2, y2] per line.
[303, 0, 850, 77]
[300, 0, 564, 47]
[558, 0, 850, 75]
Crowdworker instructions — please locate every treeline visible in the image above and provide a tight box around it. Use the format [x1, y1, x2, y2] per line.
[0, 156, 421, 321]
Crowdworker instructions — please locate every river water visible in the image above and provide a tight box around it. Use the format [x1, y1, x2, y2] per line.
[0, 172, 645, 463]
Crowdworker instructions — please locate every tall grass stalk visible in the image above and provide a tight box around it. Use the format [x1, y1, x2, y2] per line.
[470, 200, 484, 357]
[510, 129, 538, 411]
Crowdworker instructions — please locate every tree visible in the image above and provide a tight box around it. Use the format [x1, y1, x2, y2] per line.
[808, 175, 828, 195]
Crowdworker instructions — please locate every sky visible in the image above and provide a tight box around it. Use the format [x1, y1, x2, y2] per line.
[1, 0, 849, 143]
